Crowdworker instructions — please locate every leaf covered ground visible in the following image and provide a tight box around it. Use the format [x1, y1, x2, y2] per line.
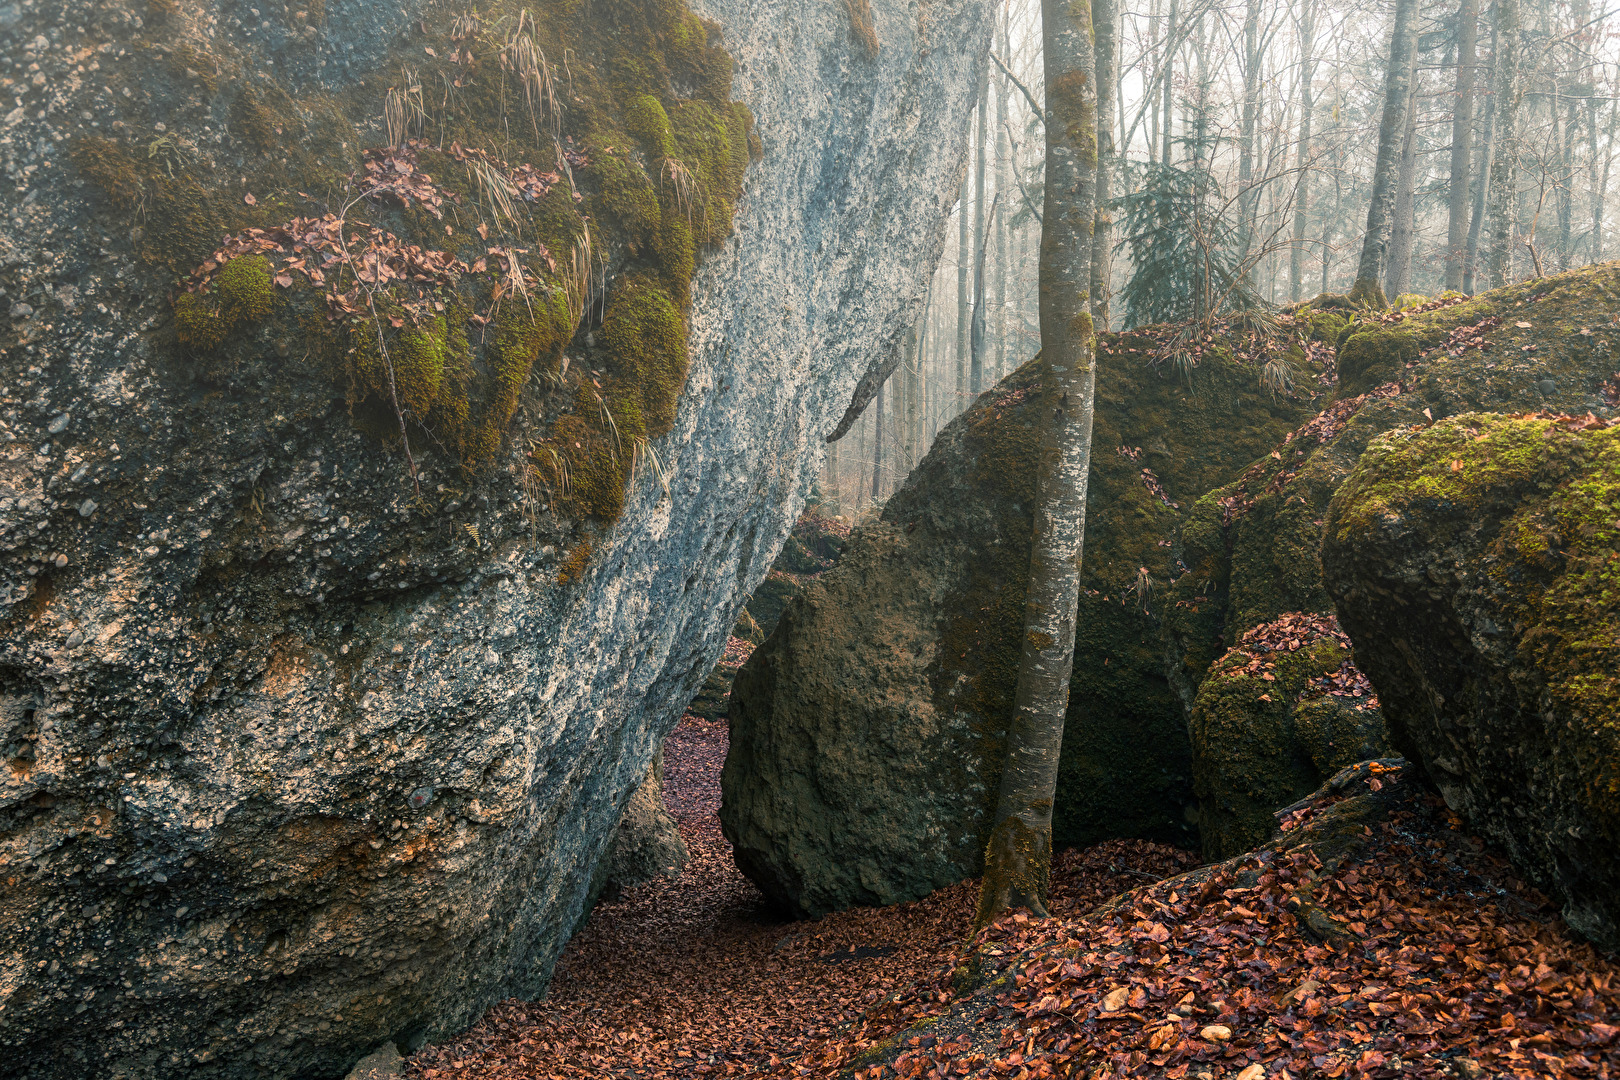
[792, 767, 1620, 1080]
[405, 716, 1193, 1078]
[406, 719, 1618, 1080]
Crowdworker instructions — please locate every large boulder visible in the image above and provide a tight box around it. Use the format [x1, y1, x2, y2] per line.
[0, 0, 992, 1074]
[1323, 412, 1620, 951]
[1165, 267, 1620, 857]
[722, 330, 1320, 916]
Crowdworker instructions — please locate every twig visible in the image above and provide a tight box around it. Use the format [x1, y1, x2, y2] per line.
[990, 51, 1043, 127]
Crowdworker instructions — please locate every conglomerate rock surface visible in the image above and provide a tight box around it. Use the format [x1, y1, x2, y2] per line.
[1323, 412, 1620, 952]
[0, 0, 991, 1075]
[722, 335, 1318, 917]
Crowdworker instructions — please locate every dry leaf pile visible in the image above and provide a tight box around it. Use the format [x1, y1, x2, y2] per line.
[406, 717, 1193, 1080]
[791, 772, 1620, 1080]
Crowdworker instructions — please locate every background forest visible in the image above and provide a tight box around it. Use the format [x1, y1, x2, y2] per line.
[826, 0, 1609, 507]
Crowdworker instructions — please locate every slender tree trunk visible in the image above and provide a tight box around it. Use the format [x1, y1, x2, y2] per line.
[972, 63, 990, 395]
[871, 379, 884, 502]
[1148, 0, 1161, 163]
[996, 8, 1012, 380]
[1595, 96, 1618, 263]
[1444, 0, 1479, 291]
[1485, 0, 1521, 288]
[956, 170, 971, 412]
[1091, 0, 1117, 329]
[1464, 22, 1496, 294]
[826, 426, 839, 506]
[971, 194, 999, 396]
[1161, 0, 1180, 165]
[1384, 99, 1420, 300]
[1557, 94, 1577, 271]
[1236, 0, 1263, 277]
[1289, 0, 1317, 301]
[1350, 0, 1420, 307]
[975, 0, 1099, 930]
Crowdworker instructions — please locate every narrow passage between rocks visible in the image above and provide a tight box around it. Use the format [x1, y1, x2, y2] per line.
[407, 716, 1195, 1079]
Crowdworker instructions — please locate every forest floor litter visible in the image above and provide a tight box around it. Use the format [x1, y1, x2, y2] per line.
[408, 723, 1620, 1080]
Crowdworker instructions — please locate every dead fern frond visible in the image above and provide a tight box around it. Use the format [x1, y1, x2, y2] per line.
[1260, 353, 1294, 399]
[564, 221, 601, 326]
[501, 12, 561, 142]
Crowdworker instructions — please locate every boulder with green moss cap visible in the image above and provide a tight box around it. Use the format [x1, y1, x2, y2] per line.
[1323, 412, 1620, 951]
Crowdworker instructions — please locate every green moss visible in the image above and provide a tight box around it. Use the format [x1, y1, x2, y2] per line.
[71, 136, 144, 207]
[1190, 632, 1386, 859]
[601, 274, 688, 437]
[230, 83, 302, 153]
[1336, 327, 1419, 396]
[1329, 412, 1620, 842]
[172, 254, 275, 351]
[624, 94, 678, 159]
[129, 0, 756, 515]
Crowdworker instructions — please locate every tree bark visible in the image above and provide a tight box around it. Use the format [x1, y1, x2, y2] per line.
[1444, 0, 1479, 291]
[975, 0, 1098, 930]
[1485, 0, 1520, 289]
[1161, 0, 1180, 165]
[1350, 0, 1420, 307]
[1464, 21, 1496, 295]
[1384, 98, 1420, 301]
[1090, 0, 1116, 329]
[871, 379, 884, 502]
[1289, 0, 1317, 301]
[972, 62, 990, 395]
[971, 194, 999, 396]
[996, 7, 1012, 380]
[957, 170, 971, 411]
[1236, 0, 1264, 277]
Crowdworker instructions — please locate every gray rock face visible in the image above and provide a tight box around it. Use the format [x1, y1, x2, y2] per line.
[0, 0, 990, 1076]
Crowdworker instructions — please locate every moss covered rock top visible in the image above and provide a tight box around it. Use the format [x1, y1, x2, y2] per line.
[74, 0, 756, 531]
[1323, 412, 1620, 951]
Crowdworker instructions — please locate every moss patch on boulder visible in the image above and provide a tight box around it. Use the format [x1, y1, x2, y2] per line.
[76, 0, 756, 522]
[1324, 412, 1620, 950]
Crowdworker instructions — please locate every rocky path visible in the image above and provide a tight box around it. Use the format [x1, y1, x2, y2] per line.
[407, 717, 1195, 1078]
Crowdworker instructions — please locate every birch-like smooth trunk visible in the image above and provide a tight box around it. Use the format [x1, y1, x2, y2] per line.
[974, 0, 1098, 930]
[1485, 0, 1520, 288]
[1090, 0, 1116, 329]
[1349, 0, 1419, 307]
[1288, 0, 1317, 301]
[1444, 0, 1479, 291]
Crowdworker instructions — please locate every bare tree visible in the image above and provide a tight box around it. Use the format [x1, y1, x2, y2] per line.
[1091, 0, 1118, 328]
[975, 0, 1099, 929]
[1444, 0, 1480, 290]
[1350, 0, 1420, 307]
[1485, 0, 1520, 288]
[1289, 0, 1318, 300]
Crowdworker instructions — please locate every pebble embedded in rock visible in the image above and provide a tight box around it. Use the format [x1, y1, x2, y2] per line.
[77, 498, 97, 517]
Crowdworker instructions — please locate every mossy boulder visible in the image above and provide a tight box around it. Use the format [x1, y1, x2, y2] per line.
[722, 332, 1319, 916]
[1189, 613, 1387, 859]
[1165, 265, 1620, 848]
[1323, 413, 1620, 951]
